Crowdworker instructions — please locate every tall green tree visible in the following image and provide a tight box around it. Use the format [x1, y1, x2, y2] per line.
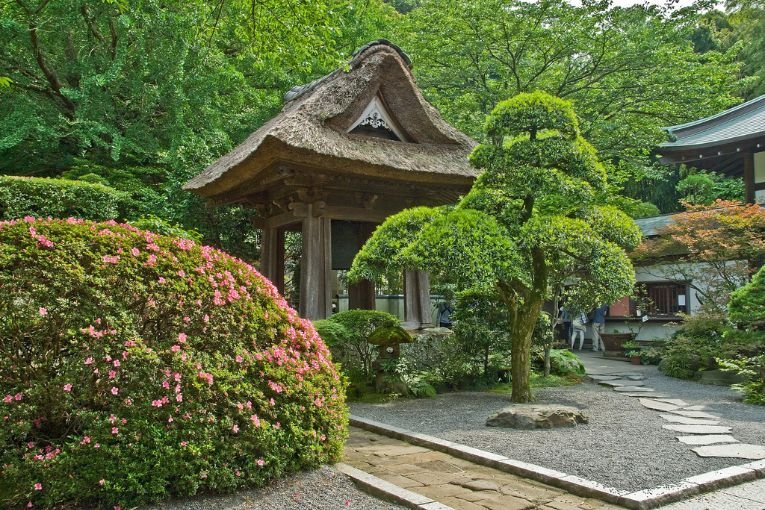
[0, 0, 397, 258]
[350, 92, 641, 402]
[394, 0, 741, 212]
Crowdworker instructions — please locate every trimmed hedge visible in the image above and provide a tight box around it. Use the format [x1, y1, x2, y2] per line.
[0, 175, 130, 221]
[0, 218, 347, 508]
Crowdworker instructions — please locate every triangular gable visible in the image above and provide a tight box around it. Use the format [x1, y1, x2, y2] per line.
[348, 95, 409, 142]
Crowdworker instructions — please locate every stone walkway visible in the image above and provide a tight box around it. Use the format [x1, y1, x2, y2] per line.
[581, 354, 765, 461]
[344, 426, 624, 510]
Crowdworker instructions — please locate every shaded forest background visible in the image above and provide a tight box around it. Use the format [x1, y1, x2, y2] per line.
[1, 0, 764, 260]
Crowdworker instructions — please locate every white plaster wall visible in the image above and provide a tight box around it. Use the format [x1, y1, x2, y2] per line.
[754, 151, 765, 184]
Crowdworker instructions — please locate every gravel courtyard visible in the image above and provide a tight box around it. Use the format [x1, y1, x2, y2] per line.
[350, 364, 765, 492]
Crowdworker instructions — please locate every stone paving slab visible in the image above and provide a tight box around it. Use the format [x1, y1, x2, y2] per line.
[613, 386, 655, 392]
[600, 380, 645, 387]
[676, 435, 740, 446]
[655, 478, 765, 509]
[638, 399, 680, 412]
[652, 399, 689, 407]
[344, 427, 623, 510]
[692, 444, 765, 460]
[662, 424, 732, 434]
[623, 393, 670, 398]
[659, 414, 720, 426]
[668, 410, 719, 420]
[681, 405, 707, 411]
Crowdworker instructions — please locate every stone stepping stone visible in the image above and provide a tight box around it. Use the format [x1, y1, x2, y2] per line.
[654, 399, 689, 407]
[663, 424, 732, 434]
[682, 405, 708, 411]
[589, 375, 620, 381]
[639, 399, 679, 412]
[599, 380, 645, 387]
[623, 393, 670, 398]
[677, 435, 740, 446]
[692, 444, 765, 459]
[659, 414, 720, 426]
[669, 410, 719, 420]
[625, 375, 645, 381]
[613, 386, 654, 392]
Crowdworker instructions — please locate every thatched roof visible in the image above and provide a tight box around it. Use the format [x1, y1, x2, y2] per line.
[184, 40, 477, 201]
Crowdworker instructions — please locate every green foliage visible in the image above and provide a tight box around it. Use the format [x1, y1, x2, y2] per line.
[728, 264, 765, 327]
[0, 175, 129, 221]
[352, 92, 638, 402]
[676, 171, 744, 205]
[368, 325, 413, 346]
[323, 310, 399, 378]
[532, 349, 585, 376]
[129, 216, 202, 243]
[396, 0, 741, 212]
[0, 218, 347, 508]
[718, 356, 765, 405]
[452, 288, 513, 376]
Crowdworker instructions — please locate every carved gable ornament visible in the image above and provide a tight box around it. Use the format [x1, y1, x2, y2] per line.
[348, 96, 408, 142]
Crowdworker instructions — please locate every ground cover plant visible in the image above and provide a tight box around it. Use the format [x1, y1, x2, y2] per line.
[0, 218, 347, 508]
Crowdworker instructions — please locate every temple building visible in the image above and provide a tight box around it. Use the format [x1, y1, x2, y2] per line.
[658, 94, 765, 204]
[184, 40, 477, 325]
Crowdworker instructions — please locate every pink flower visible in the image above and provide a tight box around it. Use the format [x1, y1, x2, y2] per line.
[168, 415, 173, 423]
[232, 424, 239, 434]
[99, 479, 105, 486]
[34, 482, 42, 491]
[111, 387, 119, 396]
[170, 345, 181, 353]
[14, 393, 22, 401]
[175, 393, 183, 402]
[84, 357, 94, 365]
[27, 502, 33, 508]
[113, 359, 120, 367]
[145, 255, 157, 267]
[256, 459, 265, 467]
[178, 333, 187, 343]
[102, 255, 120, 264]
[81, 436, 91, 445]
[180, 441, 188, 447]
[3, 395, 12, 403]
[38, 307, 48, 316]
[111, 427, 119, 435]
[158, 276, 166, 284]
[235, 355, 243, 363]
[250, 414, 260, 427]
[63, 383, 72, 392]
[108, 370, 117, 380]
[183, 316, 191, 323]
[130, 247, 140, 257]
[203, 314, 210, 323]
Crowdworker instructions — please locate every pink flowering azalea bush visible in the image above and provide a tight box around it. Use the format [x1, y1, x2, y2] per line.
[0, 218, 347, 508]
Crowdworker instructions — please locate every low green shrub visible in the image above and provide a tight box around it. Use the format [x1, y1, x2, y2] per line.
[322, 309, 399, 378]
[0, 175, 130, 221]
[129, 215, 203, 243]
[0, 218, 347, 508]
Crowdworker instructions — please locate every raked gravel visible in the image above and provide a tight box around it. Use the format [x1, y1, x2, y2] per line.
[350, 371, 765, 492]
[142, 465, 405, 510]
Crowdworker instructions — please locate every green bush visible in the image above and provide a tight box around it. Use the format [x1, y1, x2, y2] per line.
[0, 175, 130, 221]
[0, 218, 347, 508]
[323, 309, 399, 378]
[129, 215, 203, 243]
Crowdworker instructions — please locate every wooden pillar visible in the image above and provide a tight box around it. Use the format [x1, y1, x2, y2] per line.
[259, 227, 286, 294]
[404, 270, 433, 329]
[299, 206, 332, 320]
[348, 223, 377, 311]
[744, 152, 755, 204]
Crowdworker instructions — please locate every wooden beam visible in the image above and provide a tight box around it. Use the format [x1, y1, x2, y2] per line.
[299, 206, 332, 320]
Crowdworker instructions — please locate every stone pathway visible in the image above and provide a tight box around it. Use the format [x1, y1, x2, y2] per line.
[344, 426, 624, 510]
[589, 366, 765, 461]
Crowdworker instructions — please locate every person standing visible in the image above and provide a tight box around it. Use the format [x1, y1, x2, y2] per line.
[592, 303, 608, 352]
[571, 311, 587, 350]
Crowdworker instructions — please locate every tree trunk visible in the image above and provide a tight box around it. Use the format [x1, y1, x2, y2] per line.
[508, 302, 542, 402]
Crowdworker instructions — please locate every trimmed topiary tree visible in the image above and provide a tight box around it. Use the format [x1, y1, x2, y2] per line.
[0, 218, 347, 508]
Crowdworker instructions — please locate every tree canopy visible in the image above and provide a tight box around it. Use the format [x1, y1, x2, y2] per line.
[350, 92, 641, 402]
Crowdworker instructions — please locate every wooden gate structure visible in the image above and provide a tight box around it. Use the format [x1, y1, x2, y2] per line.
[184, 40, 477, 326]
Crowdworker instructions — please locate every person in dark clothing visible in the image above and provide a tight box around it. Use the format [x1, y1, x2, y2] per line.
[437, 301, 453, 328]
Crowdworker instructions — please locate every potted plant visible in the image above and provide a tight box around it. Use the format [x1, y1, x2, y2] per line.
[623, 340, 642, 365]
[600, 329, 635, 357]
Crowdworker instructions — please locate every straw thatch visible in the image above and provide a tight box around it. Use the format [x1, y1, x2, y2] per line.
[184, 40, 477, 201]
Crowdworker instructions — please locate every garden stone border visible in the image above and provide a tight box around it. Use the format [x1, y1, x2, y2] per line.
[349, 415, 765, 510]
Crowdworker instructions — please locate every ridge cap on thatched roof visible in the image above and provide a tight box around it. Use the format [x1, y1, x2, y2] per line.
[283, 39, 412, 104]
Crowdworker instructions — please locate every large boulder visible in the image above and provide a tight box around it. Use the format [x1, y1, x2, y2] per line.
[0, 218, 347, 509]
[486, 405, 588, 429]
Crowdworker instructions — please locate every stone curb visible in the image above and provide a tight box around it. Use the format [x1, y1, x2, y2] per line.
[335, 463, 455, 510]
[349, 415, 765, 510]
